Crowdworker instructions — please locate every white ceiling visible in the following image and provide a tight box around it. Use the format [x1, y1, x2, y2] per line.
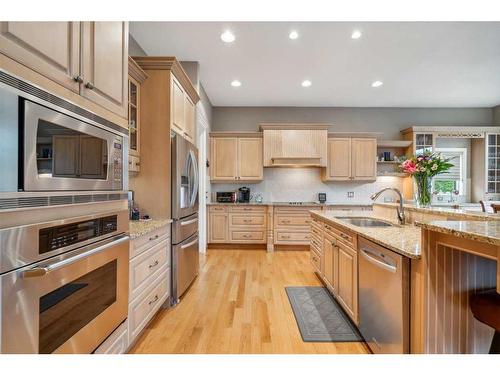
[130, 22, 500, 107]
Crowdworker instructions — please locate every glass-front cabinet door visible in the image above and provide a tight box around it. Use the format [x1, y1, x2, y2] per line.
[128, 77, 139, 157]
[486, 133, 500, 195]
[415, 133, 434, 155]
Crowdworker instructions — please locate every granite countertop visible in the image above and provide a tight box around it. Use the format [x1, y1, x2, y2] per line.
[374, 202, 500, 221]
[417, 220, 500, 246]
[129, 219, 172, 239]
[310, 210, 421, 259]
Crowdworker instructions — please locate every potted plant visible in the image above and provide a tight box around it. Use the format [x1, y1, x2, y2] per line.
[400, 151, 454, 207]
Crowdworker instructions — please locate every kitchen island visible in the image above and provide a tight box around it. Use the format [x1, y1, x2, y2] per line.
[309, 209, 499, 354]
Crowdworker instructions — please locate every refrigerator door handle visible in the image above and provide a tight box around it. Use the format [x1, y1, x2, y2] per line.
[189, 149, 199, 208]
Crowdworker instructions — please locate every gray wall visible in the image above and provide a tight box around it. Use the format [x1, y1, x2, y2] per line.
[129, 34, 147, 56]
[212, 107, 493, 139]
[494, 105, 500, 125]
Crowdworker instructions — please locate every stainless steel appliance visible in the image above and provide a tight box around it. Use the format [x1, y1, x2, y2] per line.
[216, 191, 236, 203]
[171, 133, 199, 304]
[237, 187, 251, 203]
[0, 70, 127, 194]
[358, 237, 410, 354]
[0, 210, 129, 353]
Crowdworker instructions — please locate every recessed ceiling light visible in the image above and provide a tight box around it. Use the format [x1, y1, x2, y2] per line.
[231, 80, 242, 87]
[371, 80, 383, 88]
[351, 30, 362, 39]
[220, 30, 235, 43]
[289, 30, 299, 40]
[301, 80, 312, 87]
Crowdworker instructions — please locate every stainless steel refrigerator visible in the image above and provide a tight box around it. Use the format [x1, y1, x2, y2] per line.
[171, 132, 199, 305]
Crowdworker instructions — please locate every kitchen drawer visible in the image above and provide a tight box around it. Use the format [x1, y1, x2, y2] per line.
[230, 230, 266, 243]
[324, 222, 357, 249]
[310, 236, 322, 253]
[275, 214, 311, 227]
[310, 223, 323, 238]
[229, 206, 266, 213]
[209, 205, 228, 212]
[131, 225, 170, 259]
[274, 206, 317, 215]
[275, 230, 310, 244]
[128, 266, 170, 345]
[94, 321, 128, 354]
[129, 239, 170, 301]
[229, 213, 266, 226]
[310, 247, 322, 272]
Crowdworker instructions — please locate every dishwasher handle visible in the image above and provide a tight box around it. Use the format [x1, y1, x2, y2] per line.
[360, 248, 397, 273]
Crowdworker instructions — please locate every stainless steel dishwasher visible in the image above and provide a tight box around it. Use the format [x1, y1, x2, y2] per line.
[358, 237, 410, 354]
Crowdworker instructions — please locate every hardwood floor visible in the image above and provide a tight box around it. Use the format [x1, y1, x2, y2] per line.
[129, 249, 370, 354]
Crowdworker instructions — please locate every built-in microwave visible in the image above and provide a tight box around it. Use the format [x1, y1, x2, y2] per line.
[0, 70, 128, 193]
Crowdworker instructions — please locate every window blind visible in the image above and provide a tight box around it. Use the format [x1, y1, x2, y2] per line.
[434, 152, 462, 181]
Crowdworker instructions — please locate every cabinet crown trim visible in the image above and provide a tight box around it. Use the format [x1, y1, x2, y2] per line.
[128, 57, 148, 83]
[210, 132, 263, 138]
[259, 123, 331, 131]
[132, 56, 200, 103]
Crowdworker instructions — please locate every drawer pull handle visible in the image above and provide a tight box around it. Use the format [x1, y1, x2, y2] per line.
[243, 208, 251, 211]
[149, 260, 159, 269]
[340, 233, 350, 240]
[149, 234, 159, 241]
[282, 235, 290, 238]
[243, 219, 251, 223]
[148, 295, 159, 306]
[282, 220, 291, 223]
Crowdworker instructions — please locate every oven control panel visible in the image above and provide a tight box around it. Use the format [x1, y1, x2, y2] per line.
[112, 139, 123, 189]
[39, 215, 118, 254]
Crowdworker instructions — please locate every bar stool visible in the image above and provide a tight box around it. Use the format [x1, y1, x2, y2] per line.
[470, 289, 500, 354]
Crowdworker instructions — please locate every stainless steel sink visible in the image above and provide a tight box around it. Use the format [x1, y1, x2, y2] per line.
[334, 217, 396, 227]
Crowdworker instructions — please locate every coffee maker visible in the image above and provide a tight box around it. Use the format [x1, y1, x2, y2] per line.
[237, 187, 251, 203]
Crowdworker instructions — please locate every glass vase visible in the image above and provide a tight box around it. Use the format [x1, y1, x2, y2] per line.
[414, 175, 432, 208]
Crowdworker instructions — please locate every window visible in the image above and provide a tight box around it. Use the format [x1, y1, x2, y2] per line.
[433, 148, 467, 196]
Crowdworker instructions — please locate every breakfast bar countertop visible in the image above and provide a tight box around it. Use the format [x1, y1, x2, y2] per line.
[129, 219, 172, 239]
[417, 220, 500, 246]
[310, 210, 422, 259]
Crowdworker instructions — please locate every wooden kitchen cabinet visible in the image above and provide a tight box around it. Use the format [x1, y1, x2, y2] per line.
[351, 138, 377, 180]
[208, 208, 229, 243]
[210, 134, 263, 182]
[336, 241, 358, 323]
[128, 57, 148, 174]
[323, 231, 338, 293]
[210, 137, 238, 181]
[323, 137, 377, 181]
[81, 22, 128, 118]
[0, 21, 129, 120]
[171, 75, 196, 143]
[0, 22, 81, 93]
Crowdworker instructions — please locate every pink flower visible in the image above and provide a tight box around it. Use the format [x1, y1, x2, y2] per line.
[401, 159, 417, 174]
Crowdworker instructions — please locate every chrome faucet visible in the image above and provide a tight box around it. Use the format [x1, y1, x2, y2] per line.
[371, 187, 406, 225]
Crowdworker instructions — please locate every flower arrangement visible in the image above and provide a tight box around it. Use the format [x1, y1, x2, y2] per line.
[400, 151, 454, 207]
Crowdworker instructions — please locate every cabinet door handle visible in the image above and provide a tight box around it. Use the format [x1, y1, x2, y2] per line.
[149, 234, 159, 241]
[85, 82, 94, 89]
[73, 75, 84, 83]
[148, 294, 159, 306]
[148, 260, 159, 269]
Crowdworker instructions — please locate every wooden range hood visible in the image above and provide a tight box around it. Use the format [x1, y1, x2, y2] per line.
[260, 123, 329, 167]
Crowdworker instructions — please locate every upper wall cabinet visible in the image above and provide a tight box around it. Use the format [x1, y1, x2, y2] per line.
[322, 137, 377, 181]
[81, 22, 129, 118]
[0, 22, 129, 119]
[0, 22, 81, 92]
[210, 133, 263, 182]
[260, 124, 328, 167]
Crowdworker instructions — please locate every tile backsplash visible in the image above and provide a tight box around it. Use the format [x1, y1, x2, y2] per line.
[211, 168, 404, 204]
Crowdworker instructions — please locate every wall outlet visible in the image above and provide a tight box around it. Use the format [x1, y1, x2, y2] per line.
[347, 191, 354, 198]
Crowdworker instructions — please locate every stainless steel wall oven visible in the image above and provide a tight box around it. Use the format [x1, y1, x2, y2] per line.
[0, 210, 129, 353]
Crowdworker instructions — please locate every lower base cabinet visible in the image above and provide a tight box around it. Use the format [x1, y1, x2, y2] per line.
[93, 224, 171, 354]
[310, 215, 359, 324]
[208, 205, 267, 244]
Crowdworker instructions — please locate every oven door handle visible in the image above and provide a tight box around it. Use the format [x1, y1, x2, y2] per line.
[21, 235, 129, 278]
